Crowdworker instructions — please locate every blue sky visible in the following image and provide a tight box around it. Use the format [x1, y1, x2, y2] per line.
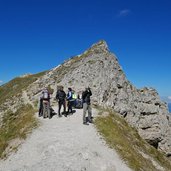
[0, 0, 171, 99]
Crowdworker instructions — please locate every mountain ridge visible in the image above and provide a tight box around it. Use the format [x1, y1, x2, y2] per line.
[1, 40, 171, 157]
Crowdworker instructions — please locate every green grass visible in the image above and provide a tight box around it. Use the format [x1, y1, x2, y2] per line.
[95, 108, 171, 171]
[0, 104, 38, 159]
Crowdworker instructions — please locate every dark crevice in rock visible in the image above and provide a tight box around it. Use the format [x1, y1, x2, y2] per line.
[140, 112, 157, 116]
[166, 153, 171, 157]
[141, 127, 151, 130]
[147, 140, 159, 149]
[117, 84, 123, 89]
[155, 102, 160, 106]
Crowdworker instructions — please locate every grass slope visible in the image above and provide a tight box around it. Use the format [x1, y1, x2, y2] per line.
[0, 104, 38, 159]
[0, 71, 45, 159]
[95, 108, 171, 171]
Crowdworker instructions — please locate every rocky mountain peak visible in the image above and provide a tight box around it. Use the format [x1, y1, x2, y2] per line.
[83, 40, 109, 55]
[91, 40, 108, 50]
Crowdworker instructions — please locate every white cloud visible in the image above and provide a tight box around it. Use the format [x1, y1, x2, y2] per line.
[118, 9, 131, 17]
[168, 96, 171, 100]
[0, 80, 3, 84]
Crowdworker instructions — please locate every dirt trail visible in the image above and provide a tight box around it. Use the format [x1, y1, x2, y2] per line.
[0, 107, 131, 171]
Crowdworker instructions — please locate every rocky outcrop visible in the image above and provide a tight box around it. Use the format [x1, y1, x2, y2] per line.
[1, 40, 171, 155]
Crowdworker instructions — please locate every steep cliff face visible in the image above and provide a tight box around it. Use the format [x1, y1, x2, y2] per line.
[1, 40, 171, 155]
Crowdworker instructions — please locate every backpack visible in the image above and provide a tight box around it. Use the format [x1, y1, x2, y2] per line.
[75, 99, 83, 109]
[42, 90, 49, 99]
[57, 90, 66, 101]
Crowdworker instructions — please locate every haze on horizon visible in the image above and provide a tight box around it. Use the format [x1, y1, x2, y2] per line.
[0, 0, 171, 100]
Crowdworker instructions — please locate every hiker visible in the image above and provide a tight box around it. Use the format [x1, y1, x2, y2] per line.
[56, 86, 67, 117]
[67, 87, 73, 114]
[82, 87, 93, 124]
[38, 88, 50, 117]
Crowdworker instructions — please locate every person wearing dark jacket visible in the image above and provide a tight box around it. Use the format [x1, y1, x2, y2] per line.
[82, 87, 92, 124]
[56, 86, 67, 117]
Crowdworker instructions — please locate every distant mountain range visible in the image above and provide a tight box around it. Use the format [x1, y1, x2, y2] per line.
[160, 97, 171, 113]
[169, 103, 171, 113]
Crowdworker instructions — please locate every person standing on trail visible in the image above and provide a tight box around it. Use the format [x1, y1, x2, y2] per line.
[38, 88, 50, 117]
[82, 87, 93, 125]
[56, 86, 67, 117]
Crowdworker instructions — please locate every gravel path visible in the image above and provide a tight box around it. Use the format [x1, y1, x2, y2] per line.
[0, 106, 131, 171]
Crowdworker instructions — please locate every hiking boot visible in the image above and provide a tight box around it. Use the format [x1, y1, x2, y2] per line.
[83, 122, 89, 125]
[89, 120, 93, 124]
[58, 114, 62, 117]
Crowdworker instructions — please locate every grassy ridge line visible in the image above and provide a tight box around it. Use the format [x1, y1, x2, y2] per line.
[95, 108, 171, 171]
[0, 104, 38, 159]
[0, 71, 46, 105]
